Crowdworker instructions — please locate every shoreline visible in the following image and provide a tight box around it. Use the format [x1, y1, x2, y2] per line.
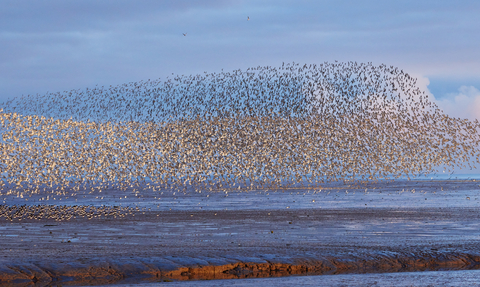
[2, 251, 480, 285]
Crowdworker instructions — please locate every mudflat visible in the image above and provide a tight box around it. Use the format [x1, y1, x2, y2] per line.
[1, 180, 480, 285]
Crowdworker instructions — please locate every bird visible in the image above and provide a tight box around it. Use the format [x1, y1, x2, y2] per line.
[247, 16, 250, 21]
[0, 61, 479, 201]
[0, 204, 134, 221]
[183, 33, 187, 36]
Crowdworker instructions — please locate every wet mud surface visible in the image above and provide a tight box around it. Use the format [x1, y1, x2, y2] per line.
[2, 200, 480, 285]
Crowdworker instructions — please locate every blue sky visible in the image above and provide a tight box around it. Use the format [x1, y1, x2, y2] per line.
[1, 0, 480, 119]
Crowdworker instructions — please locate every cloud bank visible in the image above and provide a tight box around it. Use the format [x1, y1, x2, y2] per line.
[434, 86, 480, 121]
[1, 0, 479, 104]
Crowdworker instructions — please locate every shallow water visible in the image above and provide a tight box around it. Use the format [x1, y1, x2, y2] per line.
[112, 270, 480, 286]
[3, 178, 480, 212]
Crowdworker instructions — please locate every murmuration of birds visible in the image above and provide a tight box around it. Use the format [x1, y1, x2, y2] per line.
[1, 62, 479, 195]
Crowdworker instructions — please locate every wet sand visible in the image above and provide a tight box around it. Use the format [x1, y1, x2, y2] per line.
[2, 201, 480, 285]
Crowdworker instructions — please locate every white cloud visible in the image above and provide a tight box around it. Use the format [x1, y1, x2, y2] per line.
[411, 75, 480, 121]
[433, 85, 480, 121]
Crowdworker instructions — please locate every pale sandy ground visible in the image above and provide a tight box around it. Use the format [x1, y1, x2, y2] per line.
[1, 180, 480, 286]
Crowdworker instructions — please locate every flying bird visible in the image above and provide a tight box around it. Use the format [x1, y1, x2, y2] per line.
[1, 61, 479, 196]
[183, 33, 187, 36]
[247, 16, 250, 21]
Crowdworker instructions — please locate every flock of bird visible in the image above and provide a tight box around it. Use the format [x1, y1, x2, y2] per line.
[0, 62, 479, 196]
[0, 204, 134, 221]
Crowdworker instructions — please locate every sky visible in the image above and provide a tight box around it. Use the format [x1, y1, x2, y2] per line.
[1, 0, 480, 120]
